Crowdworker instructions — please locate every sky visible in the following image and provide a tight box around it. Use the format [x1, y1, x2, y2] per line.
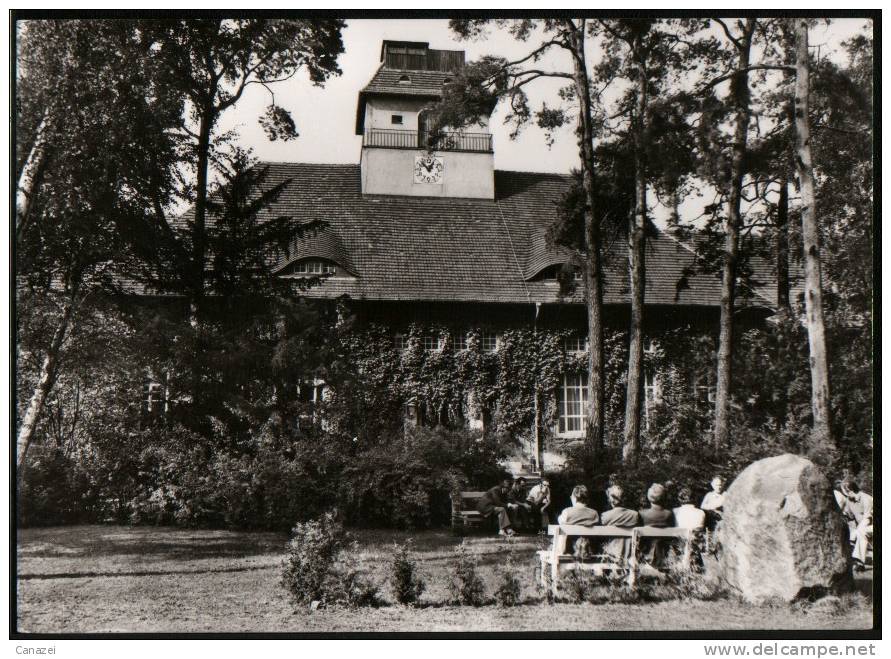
[215, 17, 871, 227]
[221, 18, 870, 174]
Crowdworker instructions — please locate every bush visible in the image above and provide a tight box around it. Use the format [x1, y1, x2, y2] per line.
[447, 542, 487, 606]
[334, 541, 382, 608]
[281, 511, 345, 605]
[390, 541, 426, 606]
[493, 556, 523, 607]
[340, 427, 516, 529]
[18, 446, 94, 526]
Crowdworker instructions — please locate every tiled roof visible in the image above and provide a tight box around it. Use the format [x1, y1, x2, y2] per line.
[362, 65, 453, 97]
[355, 65, 452, 134]
[276, 226, 357, 276]
[248, 162, 786, 310]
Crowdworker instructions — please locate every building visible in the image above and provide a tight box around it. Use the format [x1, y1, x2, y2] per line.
[240, 40, 786, 469]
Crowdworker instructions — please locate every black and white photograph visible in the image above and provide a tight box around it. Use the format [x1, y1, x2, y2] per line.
[12, 12, 877, 638]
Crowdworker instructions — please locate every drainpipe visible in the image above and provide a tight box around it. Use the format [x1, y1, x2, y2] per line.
[533, 302, 543, 474]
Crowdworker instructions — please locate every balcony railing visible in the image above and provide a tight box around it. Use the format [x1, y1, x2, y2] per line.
[364, 128, 493, 153]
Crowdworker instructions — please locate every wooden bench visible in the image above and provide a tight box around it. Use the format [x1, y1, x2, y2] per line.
[538, 524, 698, 594]
[538, 524, 635, 594]
[629, 526, 696, 586]
[450, 491, 492, 535]
[450, 480, 543, 535]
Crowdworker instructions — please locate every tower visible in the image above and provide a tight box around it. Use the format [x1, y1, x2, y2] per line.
[355, 40, 495, 199]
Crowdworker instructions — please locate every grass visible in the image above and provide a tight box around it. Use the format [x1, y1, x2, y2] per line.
[16, 525, 873, 634]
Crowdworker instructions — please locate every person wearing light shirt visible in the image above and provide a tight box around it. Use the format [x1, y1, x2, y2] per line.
[700, 476, 725, 516]
[673, 487, 706, 529]
[526, 479, 552, 532]
[842, 481, 873, 568]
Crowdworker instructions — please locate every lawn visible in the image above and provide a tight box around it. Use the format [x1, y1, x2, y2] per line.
[16, 525, 873, 634]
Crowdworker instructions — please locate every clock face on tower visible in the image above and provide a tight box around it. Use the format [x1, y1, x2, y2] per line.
[414, 155, 444, 184]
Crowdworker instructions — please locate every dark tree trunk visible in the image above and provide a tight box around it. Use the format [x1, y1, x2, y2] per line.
[191, 107, 214, 321]
[775, 174, 791, 311]
[623, 34, 648, 464]
[793, 18, 833, 447]
[569, 19, 605, 455]
[714, 19, 756, 450]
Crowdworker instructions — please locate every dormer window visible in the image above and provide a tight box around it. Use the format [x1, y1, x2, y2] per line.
[398, 75, 411, 85]
[391, 114, 404, 125]
[443, 77, 453, 85]
[293, 259, 336, 275]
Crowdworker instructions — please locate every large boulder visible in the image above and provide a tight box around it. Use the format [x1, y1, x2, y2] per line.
[718, 453, 851, 603]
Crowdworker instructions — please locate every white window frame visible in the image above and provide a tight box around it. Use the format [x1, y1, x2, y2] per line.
[143, 372, 169, 416]
[293, 260, 336, 275]
[556, 373, 588, 438]
[643, 370, 662, 430]
[394, 333, 409, 352]
[453, 333, 469, 351]
[480, 331, 499, 353]
[564, 334, 588, 354]
[421, 335, 443, 352]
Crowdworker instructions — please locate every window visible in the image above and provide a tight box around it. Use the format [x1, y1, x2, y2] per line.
[480, 332, 498, 352]
[398, 74, 411, 84]
[557, 373, 588, 437]
[421, 335, 442, 352]
[394, 334, 409, 351]
[391, 114, 404, 125]
[142, 372, 169, 423]
[641, 369, 664, 430]
[293, 260, 335, 275]
[298, 380, 326, 405]
[693, 375, 716, 406]
[453, 333, 468, 351]
[564, 334, 588, 353]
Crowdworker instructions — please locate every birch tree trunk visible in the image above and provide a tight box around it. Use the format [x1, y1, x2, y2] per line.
[16, 113, 50, 240]
[793, 18, 833, 446]
[16, 291, 77, 473]
[623, 35, 648, 464]
[714, 19, 756, 450]
[569, 19, 606, 455]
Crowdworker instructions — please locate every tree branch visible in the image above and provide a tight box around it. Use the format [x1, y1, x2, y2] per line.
[700, 64, 796, 90]
[714, 18, 742, 49]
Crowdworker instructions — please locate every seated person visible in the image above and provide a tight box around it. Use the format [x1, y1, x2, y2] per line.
[557, 484, 600, 559]
[700, 475, 725, 537]
[841, 480, 873, 569]
[526, 478, 552, 532]
[509, 477, 533, 531]
[477, 477, 518, 536]
[600, 485, 641, 562]
[701, 475, 725, 518]
[673, 487, 706, 529]
[673, 486, 706, 570]
[638, 483, 675, 565]
[639, 483, 674, 527]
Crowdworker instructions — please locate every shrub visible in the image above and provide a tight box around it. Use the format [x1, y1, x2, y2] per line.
[447, 542, 487, 606]
[334, 541, 382, 608]
[493, 555, 523, 607]
[339, 426, 515, 529]
[281, 511, 345, 605]
[390, 541, 426, 606]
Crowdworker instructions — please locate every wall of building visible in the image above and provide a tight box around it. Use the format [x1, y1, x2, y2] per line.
[361, 147, 495, 199]
[365, 97, 427, 131]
